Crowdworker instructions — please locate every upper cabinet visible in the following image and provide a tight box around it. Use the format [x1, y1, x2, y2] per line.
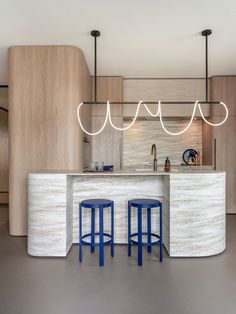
[210, 76, 236, 214]
[92, 77, 123, 116]
[123, 79, 210, 117]
[9, 46, 92, 235]
[211, 76, 236, 116]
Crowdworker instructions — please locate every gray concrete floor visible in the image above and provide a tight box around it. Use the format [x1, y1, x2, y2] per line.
[0, 216, 236, 314]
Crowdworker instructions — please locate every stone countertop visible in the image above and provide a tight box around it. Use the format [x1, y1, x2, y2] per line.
[29, 168, 225, 175]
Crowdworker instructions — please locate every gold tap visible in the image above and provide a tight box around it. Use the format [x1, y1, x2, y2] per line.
[151, 144, 157, 172]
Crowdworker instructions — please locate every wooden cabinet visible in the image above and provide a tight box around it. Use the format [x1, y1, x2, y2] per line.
[9, 46, 91, 235]
[0, 109, 8, 205]
[0, 87, 9, 210]
[210, 76, 236, 213]
[91, 77, 123, 170]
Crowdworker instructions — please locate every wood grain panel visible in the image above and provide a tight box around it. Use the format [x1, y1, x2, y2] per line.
[212, 116, 236, 213]
[0, 193, 8, 204]
[0, 110, 8, 198]
[91, 77, 123, 170]
[124, 79, 206, 101]
[91, 116, 122, 169]
[123, 79, 209, 117]
[202, 121, 213, 165]
[210, 76, 236, 213]
[9, 46, 91, 235]
[0, 205, 8, 223]
[92, 77, 123, 116]
[0, 87, 8, 109]
[211, 76, 236, 116]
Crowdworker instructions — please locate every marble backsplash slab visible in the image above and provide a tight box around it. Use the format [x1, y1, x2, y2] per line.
[123, 120, 202, 168]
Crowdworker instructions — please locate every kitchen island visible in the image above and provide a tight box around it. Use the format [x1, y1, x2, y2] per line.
[28, 170, 226, 257]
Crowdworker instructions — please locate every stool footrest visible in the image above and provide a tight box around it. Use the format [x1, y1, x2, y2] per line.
[130, 232, 161, 246]
[81, 232, 112, 246]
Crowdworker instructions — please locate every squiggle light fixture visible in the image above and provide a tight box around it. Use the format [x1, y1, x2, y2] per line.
[77, 29, 229, 136]
[77, 100, 228, 136]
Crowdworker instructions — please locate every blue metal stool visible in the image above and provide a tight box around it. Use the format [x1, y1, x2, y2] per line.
[128, 198, 163, 266]
[79, 199, 114, 267]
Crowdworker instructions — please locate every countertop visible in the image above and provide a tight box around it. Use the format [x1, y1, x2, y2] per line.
[29, 168, 225, 175]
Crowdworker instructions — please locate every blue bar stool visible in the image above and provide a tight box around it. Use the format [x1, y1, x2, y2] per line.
[128, 199, 163, 266]
[79, 199, 114, 267]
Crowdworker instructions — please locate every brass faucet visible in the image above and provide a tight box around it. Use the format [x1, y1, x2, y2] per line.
[151, 144, 157, 172]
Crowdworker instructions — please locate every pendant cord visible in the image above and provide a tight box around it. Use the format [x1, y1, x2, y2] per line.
[91, 30, 100, 103]
[94, 34, 97, 103]
[205, 34, 208, 102]
[202, 29, 212, 102]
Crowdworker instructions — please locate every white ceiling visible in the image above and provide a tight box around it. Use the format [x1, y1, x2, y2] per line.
[1, 0, 236, 84]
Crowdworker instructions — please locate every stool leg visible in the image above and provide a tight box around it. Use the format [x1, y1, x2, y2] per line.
[79, 203, 83, 263]
[91, 208, 95, 254]
[147, 207, 152, 253]
[111, 201, 114, 257]
[99, 206, 104, 267]
[138, 205, 143, 266]
[128, 202, 131, 257]
[159, 203, 163, 262]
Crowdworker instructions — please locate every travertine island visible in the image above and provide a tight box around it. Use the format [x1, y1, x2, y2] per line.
[28, 170, 226, 257]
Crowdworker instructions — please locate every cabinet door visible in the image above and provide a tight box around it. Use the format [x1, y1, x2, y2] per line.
[213, 116, 236, 213]
[210, 76, 236, 214]
[91, 77, 123, 170]
[0, 110, 8, 204]
[91, 116, 123, 170]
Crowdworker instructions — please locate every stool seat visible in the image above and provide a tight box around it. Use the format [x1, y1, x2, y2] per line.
[81, 199, 112, 208]
[129, 198, 161, 208]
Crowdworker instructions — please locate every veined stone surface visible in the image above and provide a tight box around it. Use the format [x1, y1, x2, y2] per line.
[123, 120, 202, 168]
[28, 171, 226, 257]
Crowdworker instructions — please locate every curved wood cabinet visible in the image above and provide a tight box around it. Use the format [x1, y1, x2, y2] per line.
[9, 46, 92, 235]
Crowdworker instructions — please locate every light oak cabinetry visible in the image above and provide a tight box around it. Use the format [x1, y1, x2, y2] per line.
[0, 87, 9, 206]
[9, 46, 91, 235]
[0, 110, 8, 205]
[123, 79, 209, 117]
[91, 77, 123, 170]
[210, 76, 236, 213]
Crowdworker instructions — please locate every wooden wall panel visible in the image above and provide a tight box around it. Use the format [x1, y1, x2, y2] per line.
[0, 110, 8, 196]
[210, 76, 236, 213]
[92, 77, 123, 116]
[123, 79, 209, 117]
[9, 46, 91, 235]
[91, 77, 123, 170]
[211, 77, 236, 116]
[202, 120, 213, 165]
[0, 87, 9, 208]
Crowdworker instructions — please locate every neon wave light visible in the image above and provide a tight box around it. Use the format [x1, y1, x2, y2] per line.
[77, 101, 228, 136]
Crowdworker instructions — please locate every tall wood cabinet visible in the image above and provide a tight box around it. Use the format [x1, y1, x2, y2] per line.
[9, 46, 92, 235]
[210, 76, 236, 213]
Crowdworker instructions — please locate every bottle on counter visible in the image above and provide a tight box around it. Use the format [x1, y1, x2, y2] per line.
[164, 157, 171, 172]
